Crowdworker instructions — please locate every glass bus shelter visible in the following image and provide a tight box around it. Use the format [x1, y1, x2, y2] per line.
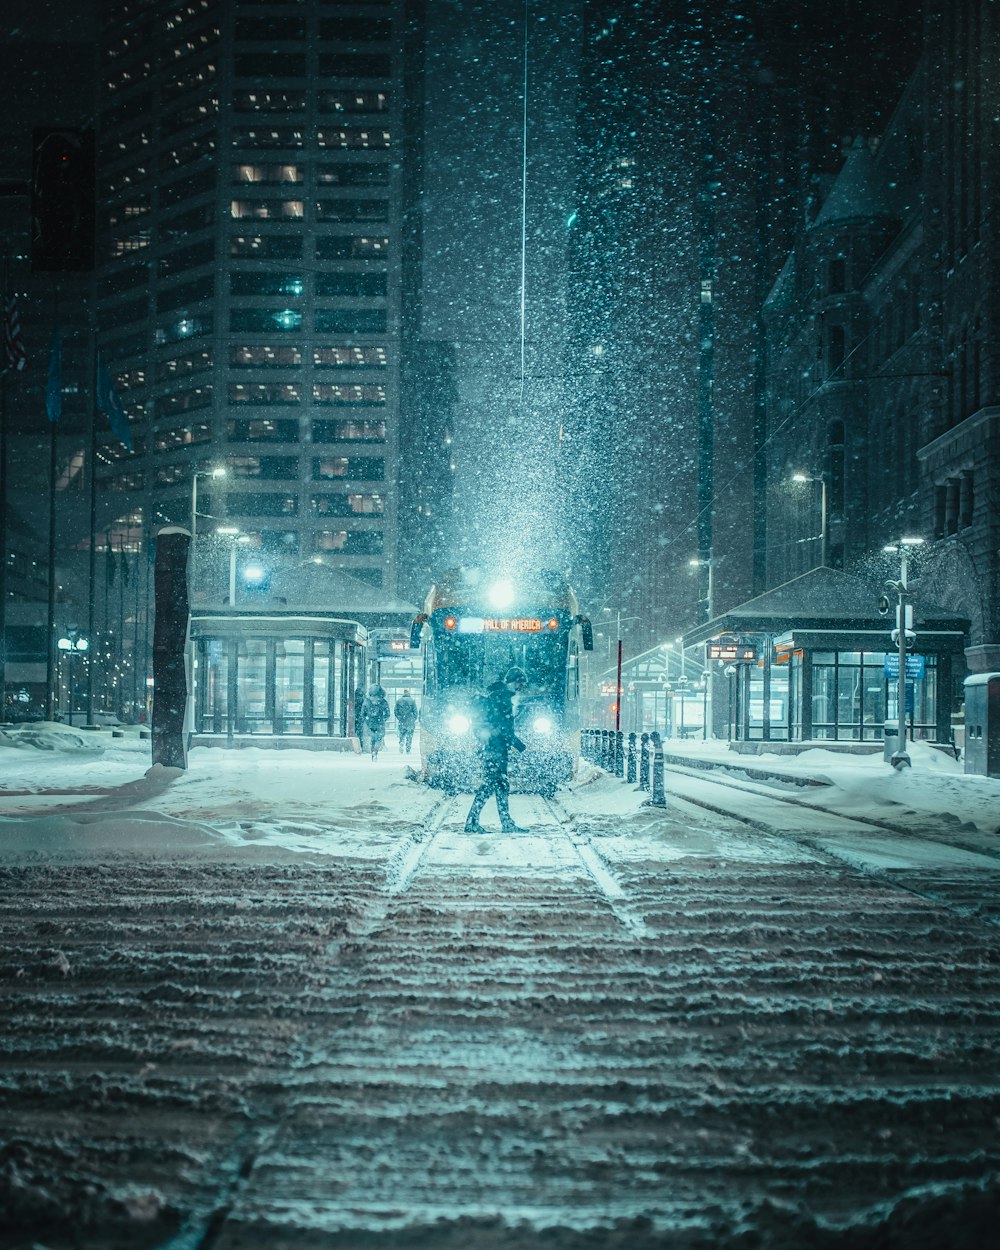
[190, 613, 367, 747]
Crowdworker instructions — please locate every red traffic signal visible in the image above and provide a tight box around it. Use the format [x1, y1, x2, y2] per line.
[31, 128, 96, 272]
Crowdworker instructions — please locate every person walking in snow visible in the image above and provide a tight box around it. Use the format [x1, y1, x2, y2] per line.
[464, 667, 529, 834]
[360, 684, 390, 761]
[394, 689, 418, 754]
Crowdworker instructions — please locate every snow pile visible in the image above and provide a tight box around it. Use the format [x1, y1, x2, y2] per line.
[0, 721, 106, 756]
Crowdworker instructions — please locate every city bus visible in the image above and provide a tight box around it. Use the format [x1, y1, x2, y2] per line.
[410, 568, 593, 794]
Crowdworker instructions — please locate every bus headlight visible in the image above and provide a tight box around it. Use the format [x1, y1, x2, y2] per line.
[532, 715, 554, 735]
[448, 713, 471, 735]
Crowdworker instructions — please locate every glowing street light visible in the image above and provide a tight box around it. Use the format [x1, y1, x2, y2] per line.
[190, 465, 226, 542]
[217, 527, 253, 605]
[688, 556, 715, 618]
[791, 471, 829, 567]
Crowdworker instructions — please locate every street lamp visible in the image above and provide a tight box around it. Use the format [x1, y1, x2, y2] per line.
[191, 466, 226, 542]
[57, 633, 89, 724]
[688, 557, 715, 618]
[791, 471, 829, 567]
[217, 527, 253, 605]
[883, 536, 925, 768]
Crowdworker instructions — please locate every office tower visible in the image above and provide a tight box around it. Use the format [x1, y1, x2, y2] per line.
[97, 0, 405, 597]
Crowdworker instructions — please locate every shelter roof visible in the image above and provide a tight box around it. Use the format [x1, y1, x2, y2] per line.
[682, 567, 968, 647]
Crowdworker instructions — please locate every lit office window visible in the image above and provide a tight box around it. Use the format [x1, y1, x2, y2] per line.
[230, 345, 302, 368]
[313, 346, 387, 369]
[312, 384, 386, 406]
[228, 383, 302, 405]
[230, 199, 304, 220]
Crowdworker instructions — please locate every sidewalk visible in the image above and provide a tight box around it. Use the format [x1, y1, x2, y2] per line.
[605, 734, 1000, 838]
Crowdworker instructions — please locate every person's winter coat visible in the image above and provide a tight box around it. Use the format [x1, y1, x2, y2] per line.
[394, 694, 418, 729]
[361, 686, 390, 734]
[475, 679, 525, 762]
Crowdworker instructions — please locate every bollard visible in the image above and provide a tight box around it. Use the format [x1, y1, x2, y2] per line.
[639, 732, 650, 790]
[650, 730, 666, 806]
[603, 729, 613, 771]
[627, 732, 637, 784]
[614, 730, 624, 777]
[582, 729, 592, 762]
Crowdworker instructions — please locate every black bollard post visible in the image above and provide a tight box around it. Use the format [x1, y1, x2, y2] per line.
[614, 730, 624, 777]
[627, 732, 637, 784]
[602, 729, 613, 771]
[651, 730, 666, 806]
[639, 732, 650, 790]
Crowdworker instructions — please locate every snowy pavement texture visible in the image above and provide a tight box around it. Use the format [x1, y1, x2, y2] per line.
[2, 726, 1000, 1248]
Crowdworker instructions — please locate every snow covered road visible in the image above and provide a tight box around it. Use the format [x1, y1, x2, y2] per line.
[2, 732, 1000, 1247]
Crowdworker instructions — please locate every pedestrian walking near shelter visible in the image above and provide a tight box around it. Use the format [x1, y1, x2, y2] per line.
[465, 667, 529, 834]
[394, 689, 418, 754]
[359, 684, 390, 761]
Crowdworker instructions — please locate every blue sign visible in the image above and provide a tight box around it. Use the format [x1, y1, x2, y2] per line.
[884, 654, 925, 679]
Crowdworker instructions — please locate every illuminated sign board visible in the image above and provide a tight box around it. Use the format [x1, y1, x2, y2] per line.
[707, 640, 758, 663]
[452, 617, 554, 633]
[376, 638, 412, 656]
[483, 617, 544, 632]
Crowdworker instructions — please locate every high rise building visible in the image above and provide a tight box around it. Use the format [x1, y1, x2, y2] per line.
[96, 0, 406, 599]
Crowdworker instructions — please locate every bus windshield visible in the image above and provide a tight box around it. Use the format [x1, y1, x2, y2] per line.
[433, 629, 567, 700]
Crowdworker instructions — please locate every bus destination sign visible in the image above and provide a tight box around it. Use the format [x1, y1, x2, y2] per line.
[482, 617, 543, 632]
[707, 638, 758, 663]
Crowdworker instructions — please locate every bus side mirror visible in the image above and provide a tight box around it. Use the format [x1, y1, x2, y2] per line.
[409, 613, 427, 650]
[577, 615, 594, 651]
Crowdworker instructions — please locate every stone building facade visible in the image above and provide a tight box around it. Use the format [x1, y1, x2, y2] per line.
[762, 0, 1000, 677]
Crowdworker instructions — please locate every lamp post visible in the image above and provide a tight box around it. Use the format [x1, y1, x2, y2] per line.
[791, 471, 829, 567]
[883, 536, 924, 768]
[57, 632, 89, 724]
[191, 465, 227, 542]
[217, 527, 252, 606]
[688, 556, 715, 619]
[191, 466, 226, 597]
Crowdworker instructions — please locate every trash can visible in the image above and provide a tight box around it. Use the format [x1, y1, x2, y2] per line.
[883, 720, 899, 763]
[963, 673, 1000, 778]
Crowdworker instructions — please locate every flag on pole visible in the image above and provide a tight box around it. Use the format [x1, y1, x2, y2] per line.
[45, 325, 62, 422]
[3, 295, 27, 376]
[97, 354, 133, 451]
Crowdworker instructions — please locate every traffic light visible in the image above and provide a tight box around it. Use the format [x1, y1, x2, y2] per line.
[31, 128, 96, 272]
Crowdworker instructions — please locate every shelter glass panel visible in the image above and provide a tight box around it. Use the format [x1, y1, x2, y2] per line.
[276, 639, 305, 735]
[239, 639, 271, 734]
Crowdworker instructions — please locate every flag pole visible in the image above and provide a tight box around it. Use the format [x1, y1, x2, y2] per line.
[46, 387, 57, 721]
[86, 336, 98, 725]
[0, 252, 9, 719]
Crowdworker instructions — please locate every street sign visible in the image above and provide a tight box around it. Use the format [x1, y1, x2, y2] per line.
[376, 638, 412, 656]
[884, 654, 925, 679]
[707, 639, 757, 662]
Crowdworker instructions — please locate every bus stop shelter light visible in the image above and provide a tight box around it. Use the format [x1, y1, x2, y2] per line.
[489, 578, 515, 609]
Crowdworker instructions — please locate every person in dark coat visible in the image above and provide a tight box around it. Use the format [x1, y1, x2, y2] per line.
[464, 667, 529, 834]
[394, 689, 418, 754]
[360, 684, 390, 761]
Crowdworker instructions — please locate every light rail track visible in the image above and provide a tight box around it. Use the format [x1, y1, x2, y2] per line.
[661, 761, 1000, 930]
[383, 792, 650, 937]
